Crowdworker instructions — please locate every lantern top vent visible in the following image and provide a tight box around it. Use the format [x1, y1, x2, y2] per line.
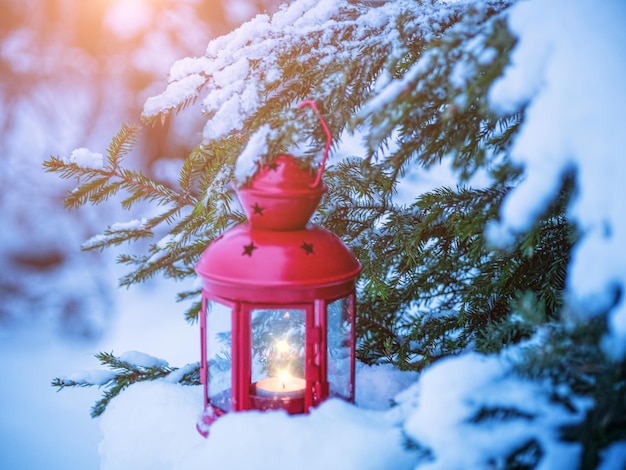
[237, 154, 327, 231]
[236, 100, 332, 231]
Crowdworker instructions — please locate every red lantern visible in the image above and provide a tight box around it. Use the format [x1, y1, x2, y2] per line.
[195, 102, 361, 436]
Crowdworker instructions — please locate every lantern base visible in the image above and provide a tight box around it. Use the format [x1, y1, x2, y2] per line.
[249, 384, 305, 414]
[196, 403, 226, 438]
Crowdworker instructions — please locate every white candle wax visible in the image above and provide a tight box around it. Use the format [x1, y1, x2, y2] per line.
[255, 376, 306, 398]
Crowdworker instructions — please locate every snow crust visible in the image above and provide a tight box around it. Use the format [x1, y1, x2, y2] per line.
[142, 0, 348, 142]
[486, 0, 626, 358]
[142, 0, 474, 153]
[99, 367, 420, 470]
[64, 147, 104, 169]
[98, 351, 589, 470]
[234, 124, 273, 183]
[598, 441, 626, 470]
[111, 219, 147, 231]
[82, 218, 148, 250]
[143, 0, 351, 143]
[66, 370, 117, 387]
[119, 350, 169, 369]
[396, 353, 586, 470]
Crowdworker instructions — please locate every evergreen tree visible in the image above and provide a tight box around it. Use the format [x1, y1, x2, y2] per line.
[46, 0, 625, 467]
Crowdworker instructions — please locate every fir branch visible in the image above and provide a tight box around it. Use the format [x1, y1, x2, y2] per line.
[82, 220, 153, 251]
[52, 351, 200, 418]
[118, 168, 182, 210]
[176, 288, 202, 302]
[106, 122, 141, 169]
[184, 300, 202, 323]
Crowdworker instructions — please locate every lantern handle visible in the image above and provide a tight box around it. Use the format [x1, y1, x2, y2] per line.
[298, 100, 331, 189]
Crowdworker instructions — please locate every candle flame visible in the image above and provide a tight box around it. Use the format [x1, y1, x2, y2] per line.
[278, 369, 290, 389]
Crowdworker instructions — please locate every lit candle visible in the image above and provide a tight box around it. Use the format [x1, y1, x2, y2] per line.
[255, 370, 306, 398]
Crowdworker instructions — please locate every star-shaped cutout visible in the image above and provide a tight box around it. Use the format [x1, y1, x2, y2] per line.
[252, 203, 265, 216]
[242, 242, 258, 256]
[301, 242, 314, 255]
[267, 161, 279, 171]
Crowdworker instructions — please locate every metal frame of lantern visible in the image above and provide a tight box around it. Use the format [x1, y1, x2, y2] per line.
[195, 102, 361, 436]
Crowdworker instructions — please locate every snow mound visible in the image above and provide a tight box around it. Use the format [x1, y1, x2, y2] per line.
[99, 365, 419, 470]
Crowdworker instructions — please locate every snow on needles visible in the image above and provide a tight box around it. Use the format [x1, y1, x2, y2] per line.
[486, 0, 626, 358]
[64, 147, 104, 169]
[82, 218, 148, 250]
[234, 124, 273, 183]
[395, 353, 587, 470]
[142, 0, 349, 143]
[119, 350, 169, 369]
[142, 0, 477, 146]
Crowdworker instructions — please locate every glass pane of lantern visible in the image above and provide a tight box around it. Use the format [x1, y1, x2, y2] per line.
[327, 297, 352, 399]
[249, 308, 306, 412]
[207, 302, 233, 412]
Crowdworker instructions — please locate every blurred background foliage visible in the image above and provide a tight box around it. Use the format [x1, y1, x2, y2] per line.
[0, 0, 282, 340]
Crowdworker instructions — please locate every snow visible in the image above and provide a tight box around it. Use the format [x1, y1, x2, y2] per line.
[5, 0, 626, 468]
[486, 0, 626, 358]
[0, 274, 199, 469]
[142, 0, 475, 145]
[354, 362, 418, 410]
[233, 124, 273, 183]
[0, 333, 103, 470]
[143, 74, 206, 118]
[65, 147, 104, 170]
[107, 0, 626, 466]
[92, 0, 626, 466]
[99, 382, 202, 470]
[66, 369, 118, 387]
[82, 219, 149, 250]
[119, 351, 169, 369]
[396, 353, 586, 470]
[111, 219, 147, 231]
[599, 442, 626, 470]
[100, 385, 418, 470]
[97, 362, 420, 470]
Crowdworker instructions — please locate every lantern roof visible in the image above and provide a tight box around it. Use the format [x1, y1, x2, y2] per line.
[196, 223, 361, 303]
[196, 102, 360, 303]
